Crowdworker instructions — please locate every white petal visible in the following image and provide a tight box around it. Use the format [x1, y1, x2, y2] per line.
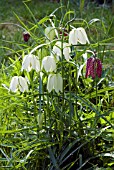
[77, 27, 90, 44]
[21, 55, 28, 71]
[52, 74, 63, 93]
[33, 56, 40, 72]
[47, 74, 63, 93]
[21, 55, 31, 72]
[53, 74, 58, 93]
[30, 55, 36, 70]
[77, 28, 86, 44]
[69, 29, 78, 45]
[45, 27, 55, 41]
[42, 56, 56, 72]
[56, 74, 63, 92]
[9, 76, 18, 92]
[63, 43, 71, 61]
[21, 54, 40, 72]
[53, 41, 71, 61]
[18, 76, 28, 92]
[42, 57, 48, 71]
[47, 74, 54, 93]
[31, 55, 40, 72]
[49, 56, 56, 71]
[53, 41, 62, 60]
[35, 59, 40, 72]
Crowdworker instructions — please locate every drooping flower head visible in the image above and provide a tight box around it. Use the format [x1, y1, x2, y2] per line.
[47, 73, 63, 93]
[45, 27, 55, 42]
[85, 57, 102, 79]
[69, 27, 90, 45]
[21, 54, 40, 72]
[42, 55, 56, 72]
[23, 31, 30, 42]
[53, 41, 71, 61]
[9, 76, 28, 93]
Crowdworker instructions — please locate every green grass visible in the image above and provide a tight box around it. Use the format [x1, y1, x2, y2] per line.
[0, 0, 60, 64]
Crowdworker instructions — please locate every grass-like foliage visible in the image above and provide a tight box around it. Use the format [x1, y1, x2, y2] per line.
[0, 0, 114, 169]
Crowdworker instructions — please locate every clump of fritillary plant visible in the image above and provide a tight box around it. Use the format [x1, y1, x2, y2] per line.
[2, 5, 113, 170]
[9, 26, 91, 93]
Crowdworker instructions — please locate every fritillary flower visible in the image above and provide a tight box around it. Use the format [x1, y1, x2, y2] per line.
[42, 55, 56, 72]
[85, 57, 102, 79]
[69, 27, 90, 45]
[23, 31, 30, 42]
[53, 41, 71, 61]
[47, 73, 63, 93]
[45, 27, 55, 42]
[21, 54, 40, 72]
[10, 76, 28, 92]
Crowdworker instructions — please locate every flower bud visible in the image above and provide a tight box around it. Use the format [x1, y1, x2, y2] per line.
[23, 31, 30, 42]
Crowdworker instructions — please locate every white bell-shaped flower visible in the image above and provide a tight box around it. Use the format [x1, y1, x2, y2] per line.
[53, 41, 71, 61]
[21, 54, 40, 72]
[47, 73, 63, 93]
[45, 26, 55, 42]
[69, 27, 90, 45]
[9, 76, 28, 92]
[42, 55, 56, 72]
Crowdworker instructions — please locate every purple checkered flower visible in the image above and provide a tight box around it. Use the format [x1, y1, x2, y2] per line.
[85, 57, 102, 79]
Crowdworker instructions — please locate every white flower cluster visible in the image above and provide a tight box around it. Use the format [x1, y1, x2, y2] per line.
[9, 27, 89, 93]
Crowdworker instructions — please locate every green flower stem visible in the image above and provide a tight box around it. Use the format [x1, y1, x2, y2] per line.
[94, 52, 98, 138]
[30, 70, 39, 136]
[38, 76, 42, 129]
[75, 65, 82, 135]
[59, 28, 64, 148]
[48, 93, 51, 127]
[75, 54, 78, 121]
[74, 50, 84, 136]
[95, 76, 98, 138]
[69, 63, 72, 135]
[95, 78, 98, 107]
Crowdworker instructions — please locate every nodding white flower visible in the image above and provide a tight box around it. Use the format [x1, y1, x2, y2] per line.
[69, 27, 90, 45]
[53, 41, 71, 61]
[21, 54, 40, 72]
[47, 73, 63, 93]
[45, 27, 55, 42]
[42, 55, 56, 72]
[9, 76, 28, 92]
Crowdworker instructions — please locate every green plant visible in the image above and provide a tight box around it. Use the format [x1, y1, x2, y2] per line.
[0, 1, 114, 169]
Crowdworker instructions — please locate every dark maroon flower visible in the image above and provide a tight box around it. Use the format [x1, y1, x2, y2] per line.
[85, 57, 102, 79]
[23, 31, 30, 42]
